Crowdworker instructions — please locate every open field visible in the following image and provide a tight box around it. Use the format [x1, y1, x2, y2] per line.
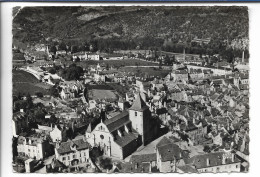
[106, 83, 131, 97]
[72, 59, 159, 68]
[88, 89, 118, 101]
[13, 70, 51, 96]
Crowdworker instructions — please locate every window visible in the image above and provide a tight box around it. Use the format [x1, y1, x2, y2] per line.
[135, 112, 137, 116]
[68, 156, 70, 160]
[73, 155, 76, 159]
[62, 157, 66, 161]
[100, 135, 104, 139]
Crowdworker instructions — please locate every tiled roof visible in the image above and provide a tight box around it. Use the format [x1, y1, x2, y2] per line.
[157, 143, 183, 162]
[129, 93, 149, 111]
[104, 111, 130, 132]
[177, 165, 198, 173]
[186, 152, 240, 169]
[57, 138, 90, 155]
[130, 153, 157, 164]
[156, 136, 172, 148]
[113, 129, 139, 148]
[119, 162, 151, 173]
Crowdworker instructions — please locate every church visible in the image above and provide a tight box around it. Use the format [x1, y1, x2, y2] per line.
[85, 93, 158, 160]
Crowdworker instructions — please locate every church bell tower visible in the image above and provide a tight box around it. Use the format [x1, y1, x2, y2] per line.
[129, 93, 151, 145]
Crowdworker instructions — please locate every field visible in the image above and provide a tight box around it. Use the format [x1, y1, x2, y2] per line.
[13, 70, 51, 96]
[88, 89, 118, 101]
[74, 59, 158, 68]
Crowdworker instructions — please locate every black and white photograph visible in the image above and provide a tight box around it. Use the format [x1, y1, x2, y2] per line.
[11, 5, 249, 173]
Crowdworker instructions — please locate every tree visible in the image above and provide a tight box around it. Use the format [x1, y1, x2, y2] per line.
[71, 45, 78, 54]
[164, 55, 172, 66]
[99, 157, 113, 170]
[90, 147, 103, 162]
[59, 42, 67, 51]
[203, 145, 211, 153]
[49, 114, 58, 124]
[50, 46, 57, 55]
[48, 67, 56, 74]
[35, 92, 43, 98]
[50, 86, 60, 98]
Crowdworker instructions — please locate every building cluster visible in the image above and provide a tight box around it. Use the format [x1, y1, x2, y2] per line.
[12, 45, 249, 173]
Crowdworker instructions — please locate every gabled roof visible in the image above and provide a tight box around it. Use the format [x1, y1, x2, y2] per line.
[57, 138, 90, 155]
[130, 153, 157, 164]
[157, 143, 183, 162]
[185, 152, 240, 169]
[156, 136, 172, 148]
[129, 93, 149, 111]
[177, 165, 198, 173]
[104, 111, 130, 132]
[113, 129, 139, 148]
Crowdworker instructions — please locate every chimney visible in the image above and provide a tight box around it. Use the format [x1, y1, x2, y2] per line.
[20, 109, 24, 113]
[28, 139, 32, 145]
[206, 158, 210, 166]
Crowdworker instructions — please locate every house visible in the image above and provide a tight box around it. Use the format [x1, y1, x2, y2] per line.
[12, 109, 28, 137]
[130, 153, 157, 168]
[60, 88, 75, 100]
[185, 152, 241, 173]
[186, 64, 232, 76]
[171, 69, 189, 82]
[17, 136, 51, 160]
[25, 159, 39, 173]
[176, 165, 198, 173]
[156, 137, 185, 172]
[93, 72, 106, 82]
[87, 53, 100, 60]
[50, 125, 66, 143]
[55, 137, 91, 166]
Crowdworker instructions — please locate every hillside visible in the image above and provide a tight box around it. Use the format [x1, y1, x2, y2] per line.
[13, 6, 248, 53]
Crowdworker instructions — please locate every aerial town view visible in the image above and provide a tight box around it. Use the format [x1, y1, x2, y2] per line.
[12, 6, 249, 173]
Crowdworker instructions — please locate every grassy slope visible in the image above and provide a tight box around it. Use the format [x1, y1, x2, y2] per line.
[13, 70, 51, 96]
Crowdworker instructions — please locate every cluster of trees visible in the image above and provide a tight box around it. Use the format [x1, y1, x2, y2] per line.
[58, 64, 84, 81]
[13, 93, 34, 112]
[13, 93, 58, 128]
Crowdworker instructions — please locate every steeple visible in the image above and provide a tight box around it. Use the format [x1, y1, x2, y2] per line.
[129, 93, 148, 111]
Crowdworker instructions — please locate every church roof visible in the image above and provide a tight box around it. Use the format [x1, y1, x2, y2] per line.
[129, 93, 148, 111]
[104, 111, 130, 132]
